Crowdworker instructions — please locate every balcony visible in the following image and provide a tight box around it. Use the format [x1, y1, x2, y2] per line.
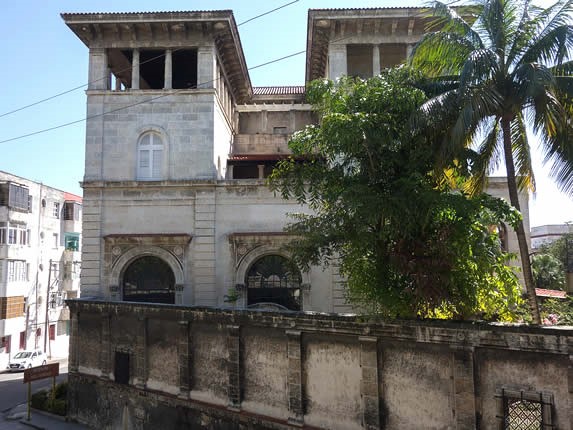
[233, 134, 291, 155]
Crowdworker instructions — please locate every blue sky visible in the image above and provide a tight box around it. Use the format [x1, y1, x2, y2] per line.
[0, 0, 571, 227]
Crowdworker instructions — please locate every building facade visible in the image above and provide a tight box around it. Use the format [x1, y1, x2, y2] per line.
[62, 8, 529, 314]
[0, 171, 81, 368]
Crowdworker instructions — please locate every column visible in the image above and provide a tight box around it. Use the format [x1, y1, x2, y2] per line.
[134, 316, 147, 388]
[406, 44, 414, 60]
[227, 325, 241, 409]
[452, 347, 477, 429]
[257, 165, 265, 179]
[226, 165, 234, 180]
[69, 311, 80, 373]
[287, 330, 304, 426]
[132, 49, 140, 90]
[360, 336, 380, 430]
[100, 313, 111, 379]
[372, 45, 381, 76]
[197, 45, 216, 89]
[328, 44, 347, 80]
[88, 48, 109, 90]
[178, 320, 192, 399]
[164, 49, 173, 89]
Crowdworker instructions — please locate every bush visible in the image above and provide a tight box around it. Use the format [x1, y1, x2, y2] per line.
[31, 382, 67, 416]
[31, 390, 48, 410]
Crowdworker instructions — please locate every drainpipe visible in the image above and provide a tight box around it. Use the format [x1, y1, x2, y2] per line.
[44, 259, 52, 355]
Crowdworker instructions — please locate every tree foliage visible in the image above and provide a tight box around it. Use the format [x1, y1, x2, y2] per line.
[410, 0, 573, 323]
[270, 70, 523, 320]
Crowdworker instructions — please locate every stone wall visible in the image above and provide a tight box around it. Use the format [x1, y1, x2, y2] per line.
[67, 299, 573, 430]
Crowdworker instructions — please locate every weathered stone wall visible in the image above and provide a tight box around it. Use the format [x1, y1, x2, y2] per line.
[67, 299, 573, 430]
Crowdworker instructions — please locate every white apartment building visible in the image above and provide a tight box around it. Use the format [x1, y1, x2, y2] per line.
[0, 171, 81, 367]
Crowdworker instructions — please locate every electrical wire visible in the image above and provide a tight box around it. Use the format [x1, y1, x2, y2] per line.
[0, 0, 300, 119]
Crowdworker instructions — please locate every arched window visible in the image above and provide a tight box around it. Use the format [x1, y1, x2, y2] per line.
[122, 256, 175, 303]
[137, 132, 163, 180]
[246, 255, 302, 311]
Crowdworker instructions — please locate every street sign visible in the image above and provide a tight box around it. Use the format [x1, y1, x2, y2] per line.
[23, 363, 59, 384]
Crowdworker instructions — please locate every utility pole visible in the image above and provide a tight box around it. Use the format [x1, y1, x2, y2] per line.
[43, 259, 52, 354]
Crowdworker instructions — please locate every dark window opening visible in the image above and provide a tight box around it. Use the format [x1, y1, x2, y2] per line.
[123, 256, 175, 304]
[19, 331, 26, 350]
[379, 44, 407, 70]
[347, 45, 373, 78]
[114, 352, 130, 385]
[49, 324, 56, 341]
[172, 49, 198, 89]
[139, 50, 165, 89]
[246, 255, 302, 311]
[63, 202, 81, 221]
[233, 165, 260, 179]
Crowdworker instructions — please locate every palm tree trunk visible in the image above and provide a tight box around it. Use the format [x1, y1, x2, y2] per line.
[501, 119, 541, 324]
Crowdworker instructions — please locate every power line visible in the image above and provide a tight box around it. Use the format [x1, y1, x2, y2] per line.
[0, 0, 300, 120]
[0, 22, 370, 145]
[0, 48, 308, 144]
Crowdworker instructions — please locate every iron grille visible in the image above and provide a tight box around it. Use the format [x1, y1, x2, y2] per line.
[505, 398, 542, 430]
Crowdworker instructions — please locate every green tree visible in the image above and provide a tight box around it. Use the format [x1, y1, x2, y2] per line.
[270, 70, 523, 320]
[411, 0, 573, 323]
[531, 253, 565, 289]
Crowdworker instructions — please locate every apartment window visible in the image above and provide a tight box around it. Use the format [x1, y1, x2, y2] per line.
[137, 132, 164, 180]
[53, 202, 60, 218]
[19, 331, 26, 350]
[0, 222, 5, 244]
[49, 324, 56, 341]
[19, 229, 30, 246]
[0, 183, 30, 211]
[64, 233, 80, 252]
[7, 260, 28, 282]
[8, 227, 17, 244]
[63, 202, 81, 221]
[0, 335, 11, 354]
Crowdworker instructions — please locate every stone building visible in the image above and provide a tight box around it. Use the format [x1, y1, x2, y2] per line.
[0, 171, 81, 368]
[62, 7, 529, 313]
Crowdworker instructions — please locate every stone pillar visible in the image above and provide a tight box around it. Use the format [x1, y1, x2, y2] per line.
[287, 330, 304, 426]
[88, 48, 109, 90]
[226, 165, 234, 180]
[132, 49, 140, 90]
[372, 45, 381, 76]
[328, 44, 347, 80]
[100, 313, 111, 379]
[134, 316, 147, 388]
[69, 311, 80, 373]
[164, 49, 173, 89]
[227, 325, 241, 409]
[197, 45, 216, 89]
[178, 320, 192, 399]
[257, 164, 265, 179]
[360, 336, 380, 430]
[406, 44, 414, 61]
[452, 347, 477, 429]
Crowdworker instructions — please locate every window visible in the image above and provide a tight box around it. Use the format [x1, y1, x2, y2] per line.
[114, 351, 130, 385]
[7, 260, 28, 282]
[1, 335, 11, 354]
[8, 227, 17, 244]
[49, 324, 56, 341]
[19, 331, 26, 350]
[64, 233, 80, 251]
[497, 389, 554, 429]
[0, 183, 30, 211]
[63, 202, 81, 221]
[137, 132, 164, 180]
[53, 202, 60, 218]
[246, 255, 302, 311]
[27, 195, 33, 213]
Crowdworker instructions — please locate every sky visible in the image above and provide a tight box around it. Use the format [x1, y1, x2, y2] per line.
[0, 0, 571, 228]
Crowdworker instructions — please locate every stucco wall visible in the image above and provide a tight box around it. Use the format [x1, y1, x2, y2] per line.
[67, 300, 573, 430]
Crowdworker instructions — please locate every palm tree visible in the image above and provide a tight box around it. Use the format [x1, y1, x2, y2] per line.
[411, 0, 573, 323]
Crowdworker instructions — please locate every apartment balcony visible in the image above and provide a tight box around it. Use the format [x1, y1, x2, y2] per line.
[233, 134, 292, 155]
